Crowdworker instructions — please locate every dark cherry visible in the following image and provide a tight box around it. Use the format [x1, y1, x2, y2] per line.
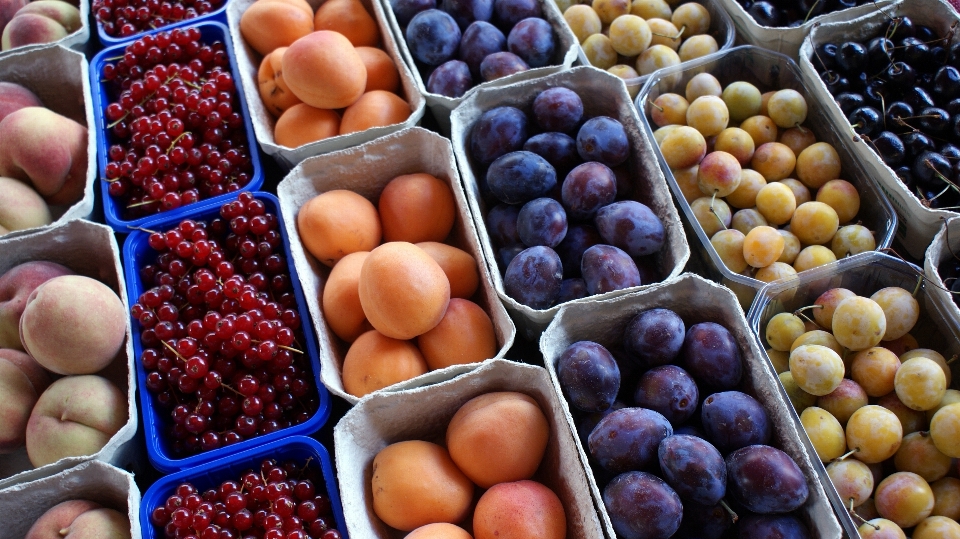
[884, 101, 913, 128]
[871, 131, 906, 167]
[867, 37, 894, 71]
[913, 150, 953, 191]
[835, 92, 865, 116]
[919, 107, 951, 134]
[885, 61, 916, 89]
[902, 131, 936, 158]
[836, 41, 868, 73]
[746, 1, 782, 27]
[933, 66, 960, 101]
[813, 42, 838, 72]
[848, 106, 882, 138]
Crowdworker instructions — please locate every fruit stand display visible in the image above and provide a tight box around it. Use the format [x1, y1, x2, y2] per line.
[3, 0, 960, 537]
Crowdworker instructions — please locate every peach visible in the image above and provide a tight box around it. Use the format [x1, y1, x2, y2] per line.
[473, 480, 566, 539]
[0, 176, 51, 235]
[1, 13, 67, 50]
[445, 391, 550, 488]
[24, 500, 101, 539]
[0, 0, 27, 35]
[27, 502, 130, 539]
[415, 242, 479, 299]
[26, 374, 126, 467]
[0, 347, 51, 391]
[16, 1, 82, 33]
[0, 81, 42, 123]
[341, 329, 427, 397]
[417, 298, 496, 370]
[406, 523, 474, 539]
[356, 47, 400, 93]
[239, 0, 314, 56]
[274, 104, 341, 148]
[19, 275, 127, 375]
[0, 354, 39, 452]
[0, 260, 74, 349]
[339, 90, 411, 135]
[257, 47, 301, 118]
[282, 31, 367, 110]
[321, 251, 371, 342]
[0, 106, 88, 205]
[313, 0, 379, 47]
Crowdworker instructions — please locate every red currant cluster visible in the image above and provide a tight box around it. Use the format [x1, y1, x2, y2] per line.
[151, 458, 343, 539]
[101, 27, 255, 220]
[94, 0, 224, 39]
[132, 193, 318, 457]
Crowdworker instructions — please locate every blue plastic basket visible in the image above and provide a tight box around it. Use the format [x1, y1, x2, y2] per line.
[96, 0, 229, 48]
[123, 192, 330, 473]
[140, 436, 348, 539]
[92, 21, 264, 233]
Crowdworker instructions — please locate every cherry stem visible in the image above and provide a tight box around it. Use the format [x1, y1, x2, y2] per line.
[834, 448, 858, 462]
[250, 339, 304, 354]
[167, 132, 188, 153]
[709, 191, 727, 230]
[161, 339, 187, 362]
[792, 305, 822, 326]
[221, 383, 244, 397]
[719, 499, 739, 523]
[794, 122, 807, 133]
[848, 499, 879, 529]
[802, 0, 822, 25]
[912, 273, 923, 297]
[127, 199, 159, 209]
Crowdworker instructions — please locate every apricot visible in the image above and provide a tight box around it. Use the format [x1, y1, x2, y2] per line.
[415, 242, 479, 299]
[417, 298, 496, 370]
[406, 523, 473, 539]
[240, 0, 314, 56]
[341, 329, 428, 397]
[296, 190, 381, 267]
[358, 242, 450, 340]
[379, 173, 456, 243]
[372, 440, 474, 531]
[321, 251, 371, 342]
[313, 0, 380, 47]
[258, 0, 312, 17]
[339, 90, 411, 135]
[473, 480, 566, 539]
[283, 31, 367, 110]
[258, 47, 301, 117]
[275, 104, 341, 148]
[446, 391, 550, 488]
[356, 47, 401, 93]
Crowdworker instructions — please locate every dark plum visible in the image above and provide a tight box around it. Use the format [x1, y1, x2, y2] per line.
[406, 9, 462, 66]
[533, 87, 583, 133]
[680, 322, 742, 391]
[577, 116, 629, 167]
[676, 501, 733, 539]
[658, 434, 726, 505]
[674, 424, 705, 438]
[602, 471, 683, 539]
[701, 390, 771, 453]
[440, 0, 493, 29]
[390, 0, 436, 26]
[725, 445, 809, 514]
[634, 365, 698, 426]
[588, 407, 673, 473]
[523, 132, 580, 174]
[469, 105, 528, 166]
[486, 150, 557, 204]
[594, 201, 665, 257]
[517, 197, 568, 247]
[557, 340, 621, 412]
[494, 0, 541, 29]
[502, 245, 562, 308]
[479, 51, 529, 81]
[507, 17, 555, 68]
[557, 277, 588, 303]
[581, 244, 641, 295]
[835, 41, 867, 73]
[577, 401, 626, 450]
[623, 308, 685, 367]
[739, 514, 811, 539]
[496, 244, 524, 271]
[562, 162, 617, 221]
[555, 224, 602, 277]
[459, 21, 506, 76]
[427, 60, 473, 97]
[486, 203, 521, 247]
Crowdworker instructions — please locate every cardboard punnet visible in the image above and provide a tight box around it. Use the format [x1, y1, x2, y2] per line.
[0, 219, 138, 490]
[0, 44, 96, 240]
[798, 0, 959, 259]
[715, 0, 895, 59]
[380, 0, 580, 134]
[277, 127, 516, 405]
[0, 460, 140, 539]
[227, 0, 427, 170]
[333, 358, 604, 539]
[0, 0, 90, 60]
[450, 66, 690, 340]
[636, 45, 897, 309]
[925, 216, 960, 325]
[747, 251, 960, 539]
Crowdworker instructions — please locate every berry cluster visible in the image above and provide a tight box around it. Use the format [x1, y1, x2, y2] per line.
[94, 0, 224, 39]
[133, 193, 318, 457]
[101, 27, 255, 220]
[151, 458, 342, 539]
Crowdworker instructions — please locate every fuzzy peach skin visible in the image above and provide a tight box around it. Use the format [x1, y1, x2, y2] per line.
[26, 375, 127, 467]
[25, 500, 131, 539]
[0, 81, 42, 123]
[0, 0, 27, 35]
[15, 0, 82, 32]
[24, 500, 101, 539]
[0, 353, 40, 452]
[0, 260, 74, 349]
[0, 12, 66, 50]
[0, 177, 51, 235]
[19, 274, 126, 375]
[0, 347, 51, 391]
[0, 106, 88, 205]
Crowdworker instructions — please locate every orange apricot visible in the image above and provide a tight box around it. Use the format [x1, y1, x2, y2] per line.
[339, 90, 411, 135]
[313, 0, 380, 47]
[296, 190, 381, 266]
[240, 0, 314, 56]
[417, 298, 496, 370]
[274, 104, 341, 148]
[341, 329, 428, 397]
[283, 31, 367, 110]
[406, 523, 474, 539]
[321, 251, 371, 342]
[415, 241, 479, 299]
[355, 46, 401, 93]
[473, 480, 566, 539]
[257, 0, 312, 17]
[378, 173, 456, 243]
[358, 242, 450, 340]
[258, 47, 301, 117]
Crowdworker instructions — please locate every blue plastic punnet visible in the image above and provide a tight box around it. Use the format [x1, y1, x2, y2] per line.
[96, 0, 230, 48]
[92, 21, 264, 233]
[123, 192, 330, 472]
